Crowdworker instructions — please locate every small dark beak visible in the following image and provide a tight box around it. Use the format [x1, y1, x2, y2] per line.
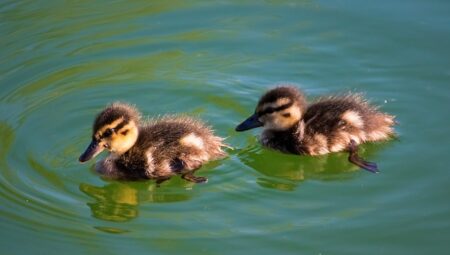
[235, 113, 263, 131]
[79, 140, 104, 162]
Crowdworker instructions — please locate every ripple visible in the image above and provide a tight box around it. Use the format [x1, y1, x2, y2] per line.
[2, 1, 449, 253]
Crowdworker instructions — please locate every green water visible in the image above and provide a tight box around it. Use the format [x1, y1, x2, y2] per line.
[1, 1, 450, 254]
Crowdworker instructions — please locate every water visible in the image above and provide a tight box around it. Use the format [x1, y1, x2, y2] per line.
[1, 1, 449, 254]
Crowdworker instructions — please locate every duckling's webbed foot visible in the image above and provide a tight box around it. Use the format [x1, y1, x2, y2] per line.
[181, 172, 208, 184]
[348, 140, 379, 173]
[171, 158, 207, 183]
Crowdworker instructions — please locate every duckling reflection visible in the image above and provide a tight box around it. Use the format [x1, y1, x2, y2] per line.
[238, 142, 386, 191]
[79, 180, 192, 222]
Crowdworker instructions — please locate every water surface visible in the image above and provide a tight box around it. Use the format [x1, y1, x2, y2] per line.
[1, 1, 450, 254]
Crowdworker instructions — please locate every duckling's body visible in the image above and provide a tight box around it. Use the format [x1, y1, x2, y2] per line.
[236, 86, 395, 173]
[262, 94, 395, 155]
[101, 116, 226, 181]
[80, 103, 227, 183]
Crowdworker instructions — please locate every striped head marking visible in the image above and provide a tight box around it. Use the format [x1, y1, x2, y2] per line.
[256, 97, 302, 130]
[236, 86, 307, 131]
[79, 103, 140, 162]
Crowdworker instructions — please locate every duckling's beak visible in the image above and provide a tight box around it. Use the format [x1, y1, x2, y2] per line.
[235, 113, 263, 131]
[79, 140, 104, 162]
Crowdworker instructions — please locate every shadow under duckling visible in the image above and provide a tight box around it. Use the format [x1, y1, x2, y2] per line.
[79, 102, 227, 183]
[236, 85, 396, 173]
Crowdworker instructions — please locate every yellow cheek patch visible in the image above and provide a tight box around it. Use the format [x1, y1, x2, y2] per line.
[116, 122, 134, 136]
[109, 123, 139, 155]
[268, 106, 302, 130]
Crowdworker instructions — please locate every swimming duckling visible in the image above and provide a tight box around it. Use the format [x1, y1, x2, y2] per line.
[235, 86, 395, 173]
[79, 102, 227, 183]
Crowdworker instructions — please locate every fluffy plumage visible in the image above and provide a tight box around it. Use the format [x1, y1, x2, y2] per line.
[80, 102, 227, 183]
[93, 103, 140, 133]
[111, 116, 226, 180]
[236, 85, 396, 173]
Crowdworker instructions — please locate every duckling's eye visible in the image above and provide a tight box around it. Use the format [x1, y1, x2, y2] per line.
[103, 128, 113, 137]
[282, 113, 291, 118]
[121, 129, 129, 136]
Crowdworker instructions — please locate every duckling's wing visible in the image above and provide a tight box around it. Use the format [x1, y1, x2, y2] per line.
[305, 94, 372, 131]
[304, 100, 348, 133]
[305, 94, 395, 150]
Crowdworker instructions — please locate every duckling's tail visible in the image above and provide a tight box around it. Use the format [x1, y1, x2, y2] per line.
[365, 113, 396, 142]
[207, 135, 230, 159]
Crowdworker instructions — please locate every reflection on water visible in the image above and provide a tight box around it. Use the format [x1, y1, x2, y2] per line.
[238, 142, 387, 191]
[80, 182, 139, 222]
[79, 180, 192, 222]
[0, 122, 15, 167]
[2, 0, 449, 253]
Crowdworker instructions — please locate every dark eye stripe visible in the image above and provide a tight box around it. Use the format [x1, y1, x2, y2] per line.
[258, 102, 293, 116]
[114, 120, 128, 131]
[99, 120, 128, 139]
[101, 128, 113, 138]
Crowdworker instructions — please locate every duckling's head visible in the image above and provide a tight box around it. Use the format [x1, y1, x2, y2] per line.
[236, 86, 306, 132]
[79, 102, 141, 162]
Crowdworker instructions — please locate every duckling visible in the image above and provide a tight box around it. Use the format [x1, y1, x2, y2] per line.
[79, 102, 227, 183]
[235, 85, 395, 173]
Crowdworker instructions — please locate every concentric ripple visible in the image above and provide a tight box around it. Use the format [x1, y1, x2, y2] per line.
[1, 1, 450, 254]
